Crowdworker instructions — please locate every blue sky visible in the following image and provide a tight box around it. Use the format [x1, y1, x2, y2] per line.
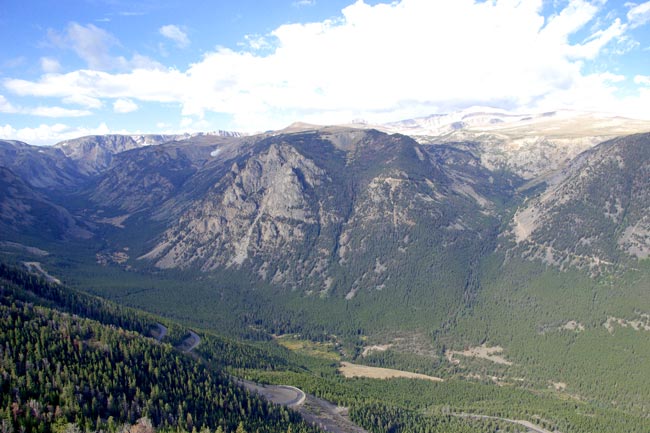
[1, 0, 649, 145]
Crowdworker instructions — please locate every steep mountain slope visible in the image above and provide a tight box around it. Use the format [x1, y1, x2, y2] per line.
[87, 138, 233, 215]
[0, 139, 83, 189]
[140, 127, 517, 309]
[55, 134, 175, 175]
[0, 264, 319, 433]
[55, 131, 243, 175]
[6, 119, 650, 432]
[384, 110, 650, 179]
[508, 132, 650, 270]
[0, 166, 92, 242]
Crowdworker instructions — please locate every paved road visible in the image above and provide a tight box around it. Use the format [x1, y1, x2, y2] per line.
[237, 379, 306, 407]
[180, 331, 201, 352]
[152, 323, 167, 342]
[455, 413, 559, 433]
[237, 379, 367, 433]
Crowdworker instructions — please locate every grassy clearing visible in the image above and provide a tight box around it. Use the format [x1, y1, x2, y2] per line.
[275, 335, 341, 361]
[339, 361, 443, 382]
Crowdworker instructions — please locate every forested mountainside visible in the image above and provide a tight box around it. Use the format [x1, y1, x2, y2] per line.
[2, 118, 650, 432]
[5, 263, 650, 433]
[0, 127, 520, 330]
[0, 264, 318, 433]
[0, 167, 92, 242]
[507, 132, 650, 269]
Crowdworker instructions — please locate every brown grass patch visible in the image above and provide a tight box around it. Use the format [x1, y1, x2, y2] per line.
[338, 362, 443, 382]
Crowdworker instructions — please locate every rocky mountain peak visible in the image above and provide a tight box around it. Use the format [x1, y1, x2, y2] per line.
[141, 139, 329, 273]
[134, 127, 509, 299]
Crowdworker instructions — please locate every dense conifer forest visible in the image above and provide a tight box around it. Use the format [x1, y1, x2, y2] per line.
[5, 261, 650, 433]
[0, 265, 318, 433]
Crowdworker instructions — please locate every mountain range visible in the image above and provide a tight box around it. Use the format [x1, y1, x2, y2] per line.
[3, 109, 648, 277]
[3, 109, 650, 426]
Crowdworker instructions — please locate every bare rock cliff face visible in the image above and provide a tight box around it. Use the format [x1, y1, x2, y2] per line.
[142, 143, 331, 283]
[508, 133, 650, 270]
[56, 135, 145, 175]
[55, 132, 244, 176]
[88, 144, 214, 214]
[140, 129, 509, 297]
[389, 110, 650, 180]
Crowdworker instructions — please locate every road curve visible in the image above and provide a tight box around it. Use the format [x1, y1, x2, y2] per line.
[455, 413, 559, 433]
[152, 323, 167, 342]
[235, 378, 367, 433]
[236, 379, 306, 407]
[180, 331, 201, 352]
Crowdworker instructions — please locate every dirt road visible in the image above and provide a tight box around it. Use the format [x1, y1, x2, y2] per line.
[298, 394, 368, 433]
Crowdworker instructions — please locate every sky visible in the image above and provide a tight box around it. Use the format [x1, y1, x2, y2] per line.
[1, 0, 650, 145]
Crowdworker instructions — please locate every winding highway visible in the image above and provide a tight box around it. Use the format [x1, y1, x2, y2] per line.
[176, 332, 555, 433]
[152, 323, 167, 342]
[182, 331, 201, 352]
[454, 413, 559, 433]
[237, 379, 367, 433]
[237, 379, 306, 407]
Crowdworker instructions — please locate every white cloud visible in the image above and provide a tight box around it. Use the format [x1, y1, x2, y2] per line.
[531, 72, 650, 120]
[627, 1, 650, 28]
[566, 18, 626, 59]
[293, 0, 316, 7]
[635, 75, 650, 85]
[113, 98, 138, 113]
[159, 25, 190, 48]
[0, 122, 111, 146]
[119, 11, 145, 17]
[29, 106, 92, 117]
[40, 57, 61, 73]
[47, 22, 119, 70]
[47, 22, 163, 71]
[242, 34, 272, 51]
[0, 94, 91, 117]
[0, 95, 18, 113]
[6, 0, 644, 129]
[62, 94, 103, 109]
[3, 57, 26, 69]
[607, 34, 640, 55]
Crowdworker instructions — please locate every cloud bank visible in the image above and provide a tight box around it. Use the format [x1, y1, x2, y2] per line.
[3, 0, 650, 143]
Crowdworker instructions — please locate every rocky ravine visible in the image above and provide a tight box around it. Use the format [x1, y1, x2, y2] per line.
[508, 133, 650, 269]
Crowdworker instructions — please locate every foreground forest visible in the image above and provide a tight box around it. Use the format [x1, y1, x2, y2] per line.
[0, 265, 317, 433]
[3, 264, 650, 433]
